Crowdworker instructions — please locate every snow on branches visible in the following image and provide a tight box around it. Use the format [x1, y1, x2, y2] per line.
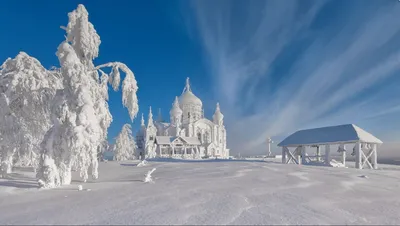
[36, 4, 139, 188]
[144, 168, 156, 183]
[96, 63, 138, 121]
[114, 124, 137, 161]
[0, 52, 62, 177]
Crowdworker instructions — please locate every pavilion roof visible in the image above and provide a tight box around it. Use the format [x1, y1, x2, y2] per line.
[278, 124, 383, 147]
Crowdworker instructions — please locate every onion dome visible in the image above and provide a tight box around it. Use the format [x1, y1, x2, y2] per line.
[213, 102, 224, 124]
[170, 96, 183, 117]
[179, 77, 202, 107]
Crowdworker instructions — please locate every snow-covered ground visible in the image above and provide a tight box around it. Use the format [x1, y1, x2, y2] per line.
[1, 159, 400, 225]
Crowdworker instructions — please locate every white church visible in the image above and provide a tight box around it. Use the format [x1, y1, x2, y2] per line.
[136, 78, 229, 159]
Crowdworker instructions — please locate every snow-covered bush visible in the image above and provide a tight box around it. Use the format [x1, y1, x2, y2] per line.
[114, 124, 137, 161]
[0, 53, 62, 177]
[37, 4, 139, 188]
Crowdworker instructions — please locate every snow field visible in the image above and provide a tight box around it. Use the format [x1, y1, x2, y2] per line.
[1, 160, 400, 225]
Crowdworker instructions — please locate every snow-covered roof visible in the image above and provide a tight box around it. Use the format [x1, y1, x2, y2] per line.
[154, 121, 170, 131]
[155, 136, 172, 145]
[179, 78, 202, 107]
[160, 122, 170, 127]
[155, 136, 201, 145]
[278, 124, 383, 147]
[181, 137, 201, 145]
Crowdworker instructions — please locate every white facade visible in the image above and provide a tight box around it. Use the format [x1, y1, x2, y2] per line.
[136, 78, 229, 159]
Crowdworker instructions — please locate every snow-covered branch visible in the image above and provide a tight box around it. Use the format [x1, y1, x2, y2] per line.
[36, 4, 139, 188]
[95, 62, 139, 121]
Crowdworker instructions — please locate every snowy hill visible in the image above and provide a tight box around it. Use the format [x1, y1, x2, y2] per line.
[1, 160, 400, 224]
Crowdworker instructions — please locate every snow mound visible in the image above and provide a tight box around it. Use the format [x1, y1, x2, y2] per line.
[137, 160, 148, 167]
[330, 159, 346, 168]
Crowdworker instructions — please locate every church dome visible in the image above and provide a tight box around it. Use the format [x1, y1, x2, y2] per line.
[170, 96, 183, 116]
[179, 77, 202, 107]
[179, 90, 202, 107]
[213, 103, 224, 123]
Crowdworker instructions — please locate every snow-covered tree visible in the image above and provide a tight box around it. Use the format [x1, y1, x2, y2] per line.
[114, 124, 136, 161]
[37, 4, 139, 188]
[98, 140, 109, 161]
[0, 53, 62, 177]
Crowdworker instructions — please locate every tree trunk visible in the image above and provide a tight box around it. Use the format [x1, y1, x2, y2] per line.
[91, 158, 98, 180]
[60, 162, 72, 185]
[37, 154, 61, 188]
[1, 148, 16, 177]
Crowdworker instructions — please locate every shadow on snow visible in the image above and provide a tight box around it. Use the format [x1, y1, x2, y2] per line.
[146, 158, 266, 163]
[0, 172, 39, 189]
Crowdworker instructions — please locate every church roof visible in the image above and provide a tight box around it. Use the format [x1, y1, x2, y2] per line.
[180, 91, 202, 106]
[278, 124, 382, 147]
[213, 103, 224, 122]
[170, 96, 183, 116]
[179, 77, 202, 107]
[155, 136, 201, 145]
[155, 136, 172, 145]
[180, 137, 201, 145]
[154, 121, 170, 128]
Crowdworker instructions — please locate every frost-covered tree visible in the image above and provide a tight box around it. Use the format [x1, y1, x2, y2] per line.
[37, 4, 138, 188]
[0, 53, 62, 177]
[98, 140, 109, 161]
[0, 93, 20, 176]
[114, 124, 136, 161]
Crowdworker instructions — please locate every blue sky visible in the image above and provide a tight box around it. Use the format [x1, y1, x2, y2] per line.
[1, 0, 400, 156]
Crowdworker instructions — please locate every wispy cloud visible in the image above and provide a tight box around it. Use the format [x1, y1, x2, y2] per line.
[187, 0, 400, 155]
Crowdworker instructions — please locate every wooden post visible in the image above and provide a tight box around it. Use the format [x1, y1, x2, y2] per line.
[371, 143, 378, 169]
[316, 146, 321, 162]
[282, 147, 287, 164]
[324, 145, 330, 165]
[301, 146, 306, 164]
[341, 149, 346, 166]
[267, 137, 273, 157]
[355, 142, 362, 169]
[295, 147, 301, 164]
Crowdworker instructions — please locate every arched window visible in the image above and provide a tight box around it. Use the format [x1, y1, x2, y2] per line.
[197, 132, 202, 142]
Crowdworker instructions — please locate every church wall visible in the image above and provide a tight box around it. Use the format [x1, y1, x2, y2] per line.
[181, 104, 202, 124]
[194, 123, 213, 144]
